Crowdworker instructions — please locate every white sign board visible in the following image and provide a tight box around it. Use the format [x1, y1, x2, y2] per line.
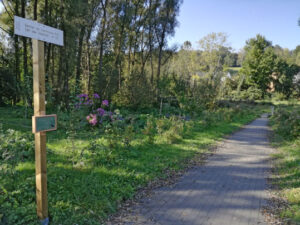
[14, 16, 63, 46]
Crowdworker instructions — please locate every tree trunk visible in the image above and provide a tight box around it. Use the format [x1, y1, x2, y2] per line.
[56, 1, 65, 104]
[156, 1, 170, 99]
[149, 0, 154, 85]
[75, 26, 86, 94]
[45, 0, 51, 83]
[156, 39, 164, 97]
[33, 0, 38, 20]
[98, 0, 108, 93]
[86, 28, 92, 93]
[21, 0, 31, 106]
[51, 44, 55, 91]
[114, 0, 128, 90]
[14, 1, 20, 105]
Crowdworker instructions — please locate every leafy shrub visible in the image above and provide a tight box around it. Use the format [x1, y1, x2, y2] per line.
[130, 114, 148, 130]
[271, 108, 300, 139]
[228, 86, 262, 101]
[122, 125, 135, 147]
[0, 125, 34, 165]
[271, 92, 287, 101]
[142, 116, 157, 144]
[111, 71, 154, 108]
[202, 110, 218, 127]
[160, 116, 185, 144]
[156, 118, 172, 135]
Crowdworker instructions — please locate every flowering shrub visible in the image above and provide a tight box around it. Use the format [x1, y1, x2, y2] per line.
[86, 114, 97, 126]
[75, 93, 93, 108]
[97, 108, 105, 116]
[74, 93, 125, 128]
[102, 99, 109, 106]
[73, 93, 196, 147]
[93, 93, 100, 99]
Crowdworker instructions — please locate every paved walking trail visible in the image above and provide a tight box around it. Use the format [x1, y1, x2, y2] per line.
[111, 115, 273, 225]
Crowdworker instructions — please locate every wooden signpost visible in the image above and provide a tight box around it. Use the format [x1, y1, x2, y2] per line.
[14, 16, 63, 224]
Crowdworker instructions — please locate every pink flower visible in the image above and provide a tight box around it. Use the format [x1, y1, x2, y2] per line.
[86, 114, 97, 126]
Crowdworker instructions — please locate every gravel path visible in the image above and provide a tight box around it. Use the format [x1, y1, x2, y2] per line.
[108, 115, 274, 225]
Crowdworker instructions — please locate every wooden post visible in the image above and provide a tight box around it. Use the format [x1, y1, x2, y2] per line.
[32, 39, 48, 221]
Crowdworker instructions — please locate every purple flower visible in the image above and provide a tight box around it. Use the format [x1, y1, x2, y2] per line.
[93, 93, 100, 99]
[102, 99, 109, 106]
[97, 108, 105, 116]
[78, 93, 88, 99]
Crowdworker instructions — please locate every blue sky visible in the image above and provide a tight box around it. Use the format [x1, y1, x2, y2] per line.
[168, 0, 300, 52]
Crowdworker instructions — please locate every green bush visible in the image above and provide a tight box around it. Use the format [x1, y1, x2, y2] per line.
[156, 118, 172, 135]
[0, 125, 34, 165]
[271, 107, 300, 139]
[271, 92, 287, 101]
[142, 116, 157, 144]
[160, 116, 185, 144]
[228, 86, 263, 101]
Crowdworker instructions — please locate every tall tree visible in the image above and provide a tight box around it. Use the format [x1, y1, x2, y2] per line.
[155, 0, 181, 97]
[241, 34, 276, 96]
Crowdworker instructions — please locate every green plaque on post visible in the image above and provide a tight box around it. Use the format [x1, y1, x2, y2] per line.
[32, 114, 57, 133]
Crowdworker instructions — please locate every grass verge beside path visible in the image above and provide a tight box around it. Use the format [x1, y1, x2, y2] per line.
[0, 104, 266, 224]
[269, 101, 300, 224]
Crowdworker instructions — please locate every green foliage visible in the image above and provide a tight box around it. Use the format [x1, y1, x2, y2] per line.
[0, 125, 34, 165]
[229, 86, 263, 101]
[270, 103, 300, 223]
[0, 124, 36, 225]
[292, 73, 300, 97]
[271, 92, 287, 101]
[122, 125, 135, 147]
[241, 34, 300, 99]
[198, 32, 229, 75]
[241, 34, 275, 96]
[160, 117, 185, 144]
[272, 58, 300, 98]
[0, 67, 15, 106]
[0, 104, 266, 224]
[155, 116, 188, 144]
[271, 107, 300, 139]
[142, 115, 157, 144]
[112, 72, 154, 109]
[0, 0, 183, 109]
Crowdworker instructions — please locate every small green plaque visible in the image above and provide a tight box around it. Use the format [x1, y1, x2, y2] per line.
[33, 115, 57, 133]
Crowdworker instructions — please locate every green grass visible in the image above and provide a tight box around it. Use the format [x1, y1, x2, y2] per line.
[0, 105, 266, 224]
[269, 101, 300, 223]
